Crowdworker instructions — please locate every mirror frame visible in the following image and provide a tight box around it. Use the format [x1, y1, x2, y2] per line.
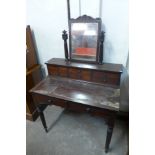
[69, 15, 102, 63]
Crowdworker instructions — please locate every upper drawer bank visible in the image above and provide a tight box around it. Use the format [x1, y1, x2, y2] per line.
[45, 58, 123, 87]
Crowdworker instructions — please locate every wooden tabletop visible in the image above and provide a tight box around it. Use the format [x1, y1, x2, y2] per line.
[30, 76, 120, 111]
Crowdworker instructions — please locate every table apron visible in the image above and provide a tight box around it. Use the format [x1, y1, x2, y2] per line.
[31, 93, 117, 118]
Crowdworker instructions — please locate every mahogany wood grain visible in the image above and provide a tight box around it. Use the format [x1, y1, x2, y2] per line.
[68, 68, 81, 79]
[81, 69, 91, 81]
[59, 67, 68, 77]
[30, 76, 120, 111]
[48, 65, 58, 76]
[46, 58, 121, 86]
[46, 58, 123, 73]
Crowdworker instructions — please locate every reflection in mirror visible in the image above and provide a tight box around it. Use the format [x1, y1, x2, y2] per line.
[71, 23, 98, 61]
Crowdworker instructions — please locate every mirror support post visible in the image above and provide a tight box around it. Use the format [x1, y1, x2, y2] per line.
[62, 30, 69, 61]
[67, 0, 71, 27]
[99, 31, 105, 64]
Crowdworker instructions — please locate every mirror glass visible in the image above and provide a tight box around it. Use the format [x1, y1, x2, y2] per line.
[71, 23, 98, 61]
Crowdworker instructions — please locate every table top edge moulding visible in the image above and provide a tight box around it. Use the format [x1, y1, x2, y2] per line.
[45, 58, 123, 73]
[30, 75, 120, 112]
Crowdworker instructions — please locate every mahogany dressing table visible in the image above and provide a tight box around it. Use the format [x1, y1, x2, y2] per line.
[30, 58, 123, 153]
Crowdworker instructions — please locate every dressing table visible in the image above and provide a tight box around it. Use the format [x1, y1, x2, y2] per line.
[30, 0, 124, 152]
[30, 58, 123, 153]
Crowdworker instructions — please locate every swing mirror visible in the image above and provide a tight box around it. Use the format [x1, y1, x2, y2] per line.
[69, 15, 101, 63]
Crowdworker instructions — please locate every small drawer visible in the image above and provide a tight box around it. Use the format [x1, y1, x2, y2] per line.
[52, 98, 67, 108]
[67, 102, 111, 116]
[105, 72, 120, 86]
[34, 94, 53, 105]
[68, 102, 90, 113]
[104, 72, 120, 79]
[34, 94, 67, 108]
[47, 65, 58, 76]
[90, 108, 110, 117]
[92, 71, 120, 86]
[107, 77, 120, 86]
[81, 70, 91, 81]
[59, 67, 68, 77]
[92, 71, 107, 83]
[68, 68, 81, 79]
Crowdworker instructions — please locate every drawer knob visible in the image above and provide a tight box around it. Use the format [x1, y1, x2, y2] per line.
[48, 99, 52, 103]
[86, 108, 91, 112]
[103, 76, 107, 82]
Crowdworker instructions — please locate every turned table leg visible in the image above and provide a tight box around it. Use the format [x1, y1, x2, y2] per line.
[105, 114, 115, 153]
[37, 105, 48, 133]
